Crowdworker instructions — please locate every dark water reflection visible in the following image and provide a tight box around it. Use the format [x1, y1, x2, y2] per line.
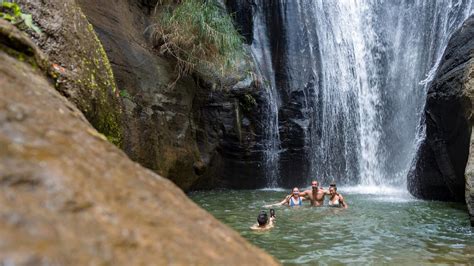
[189, 187, 474, 265]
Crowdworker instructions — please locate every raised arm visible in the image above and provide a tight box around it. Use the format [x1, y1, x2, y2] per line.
[299, 190, 311, 199]
[263, 195, 290, 208]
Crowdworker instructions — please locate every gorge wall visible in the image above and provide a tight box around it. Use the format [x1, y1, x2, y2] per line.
[10, 0, 474, 215]
[75, 0, 273, 190]
[14, 0, 274, 190]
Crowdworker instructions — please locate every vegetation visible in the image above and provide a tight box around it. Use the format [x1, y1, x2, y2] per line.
[0, 1, 41, 34]
[153, 0, 246, 83]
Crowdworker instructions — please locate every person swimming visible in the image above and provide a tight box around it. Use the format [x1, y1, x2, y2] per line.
[264, 187, 307, 207]
[328, 186, 348, 208]
[250, 210, 275, 231]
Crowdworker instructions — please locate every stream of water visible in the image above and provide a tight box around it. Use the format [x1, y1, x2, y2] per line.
[190, 188, 474, 265]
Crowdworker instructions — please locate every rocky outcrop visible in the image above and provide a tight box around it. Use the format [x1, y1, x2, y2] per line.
[0, 20, 279, 264]
[75, 0, 269, 190]
[16, 0, 123, 146]
[408, 16, 474, 214]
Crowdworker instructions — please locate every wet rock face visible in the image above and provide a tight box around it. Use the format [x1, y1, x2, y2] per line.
[227, 1, 320, 187]
[76, 0, 268, 189]
[226, 0, 254, 44]
[190, 77, 269, 189]
[408, 16, 474, 208]
[0, 25, 279, 264]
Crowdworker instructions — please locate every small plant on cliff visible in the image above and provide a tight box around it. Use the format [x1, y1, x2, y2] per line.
[0, 1, 41, 34]
[153, 0, 245, 84]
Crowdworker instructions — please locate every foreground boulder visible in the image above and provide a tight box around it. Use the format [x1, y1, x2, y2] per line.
[408, 16, 474, 224]
[0, 21, 278, 265]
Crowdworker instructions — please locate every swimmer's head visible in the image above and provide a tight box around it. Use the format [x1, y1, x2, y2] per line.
[292, 187, 300, 196]
[257, 211, 268, 226]
[311, 181, 318, 189]
[329, 186, 337, 195]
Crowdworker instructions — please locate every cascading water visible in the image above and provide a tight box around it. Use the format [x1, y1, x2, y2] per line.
[250, 0, 281, 188]
[247, 0, 473, 188]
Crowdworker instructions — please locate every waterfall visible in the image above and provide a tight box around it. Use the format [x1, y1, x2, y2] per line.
[247, 0, 473, 188]
[250, 0, 281, 187]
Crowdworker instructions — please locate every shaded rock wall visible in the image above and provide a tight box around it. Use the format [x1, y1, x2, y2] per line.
[76, 0, 269, 190]
[226, 0, 254, 44]
[408, 16, 474, 212]
[0, 21, 279, 264]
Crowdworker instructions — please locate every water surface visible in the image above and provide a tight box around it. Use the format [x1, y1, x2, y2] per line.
[189, 187, 474, 265]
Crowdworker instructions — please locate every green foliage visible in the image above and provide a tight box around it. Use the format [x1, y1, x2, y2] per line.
[153, 0, 245, 81]
[0, 1, 41, 34]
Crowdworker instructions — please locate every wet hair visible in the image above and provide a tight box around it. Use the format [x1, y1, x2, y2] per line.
[257, 211, 268, 226]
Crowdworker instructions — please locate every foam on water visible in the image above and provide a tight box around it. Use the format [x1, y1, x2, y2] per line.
[258, 187, 288, 192]
[260, 184, 417, 202]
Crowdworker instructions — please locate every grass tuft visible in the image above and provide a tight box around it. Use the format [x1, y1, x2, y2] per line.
[152, 0, 246, 85]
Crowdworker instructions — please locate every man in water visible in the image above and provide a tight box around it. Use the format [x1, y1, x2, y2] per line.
[250, 210, 275, 231]
[299, 180, 330, 206]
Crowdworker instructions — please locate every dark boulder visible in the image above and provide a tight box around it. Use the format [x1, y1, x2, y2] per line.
[408, 15, 474, 211]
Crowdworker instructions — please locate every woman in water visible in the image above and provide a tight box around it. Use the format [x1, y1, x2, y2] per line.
[264, 187, 307, 207]
[328, 186, 348, 208]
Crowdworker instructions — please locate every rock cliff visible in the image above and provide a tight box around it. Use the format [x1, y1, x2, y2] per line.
[75, 0, 270, 190]
[408, 16, 474, 224]
[0, 19, 279, 265]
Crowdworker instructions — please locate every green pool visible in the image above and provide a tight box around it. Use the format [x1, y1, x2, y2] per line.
[189, 186, 474, 265]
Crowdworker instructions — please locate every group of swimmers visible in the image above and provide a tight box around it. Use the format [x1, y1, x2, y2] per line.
[251, 181, 348, 231]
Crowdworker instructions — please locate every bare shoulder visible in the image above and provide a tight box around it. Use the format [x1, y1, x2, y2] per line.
[250, 224, 272, 231]
[250, 224, 261, 230]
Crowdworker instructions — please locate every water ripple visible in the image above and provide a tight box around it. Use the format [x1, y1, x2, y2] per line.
[190, 190, 474, 265]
